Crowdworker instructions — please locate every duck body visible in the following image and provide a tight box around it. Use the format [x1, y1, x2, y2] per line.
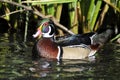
[32, 18, 116, 60]
[33, 36, 97, 60]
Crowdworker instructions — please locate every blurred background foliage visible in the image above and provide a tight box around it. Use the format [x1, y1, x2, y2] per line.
[0, 1, 120, 79]
[0, 0, 119, 41]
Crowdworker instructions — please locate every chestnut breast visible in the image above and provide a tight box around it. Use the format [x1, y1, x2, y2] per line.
[37, 38, 59, 59]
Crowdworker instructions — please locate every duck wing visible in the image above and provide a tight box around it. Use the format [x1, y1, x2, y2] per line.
[55, 32, 95, 46]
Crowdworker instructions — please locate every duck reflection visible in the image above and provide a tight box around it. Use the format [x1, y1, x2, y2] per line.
[29, 57, 96, 78]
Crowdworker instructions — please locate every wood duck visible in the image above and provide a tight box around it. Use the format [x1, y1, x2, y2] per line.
[32, 18, 116, 60]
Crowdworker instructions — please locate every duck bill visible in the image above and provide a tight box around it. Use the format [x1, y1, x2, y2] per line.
[33, 29, 42, 38]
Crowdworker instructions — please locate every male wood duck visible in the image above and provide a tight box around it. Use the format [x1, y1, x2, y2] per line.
[32, 18, 116, 60]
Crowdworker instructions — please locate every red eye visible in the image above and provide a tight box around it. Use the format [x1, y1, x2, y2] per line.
[43, 22, 48, 26]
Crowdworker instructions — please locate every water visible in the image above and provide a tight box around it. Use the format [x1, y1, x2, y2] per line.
[0, 32, 120, 80]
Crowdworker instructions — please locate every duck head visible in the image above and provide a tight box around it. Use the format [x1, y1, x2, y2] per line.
[32, 19, 61, 60]
[33, 18, 55, 38]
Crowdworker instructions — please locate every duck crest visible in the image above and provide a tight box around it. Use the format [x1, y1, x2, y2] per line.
[36, 38, 60, 59]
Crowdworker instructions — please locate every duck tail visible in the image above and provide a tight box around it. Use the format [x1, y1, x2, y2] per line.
[91, 25, 118, 45]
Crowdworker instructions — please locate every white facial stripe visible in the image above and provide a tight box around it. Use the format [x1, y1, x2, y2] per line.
[48, 26, 51, 34]
[56, 46, 61, 61]
[43, 26, 54, 38]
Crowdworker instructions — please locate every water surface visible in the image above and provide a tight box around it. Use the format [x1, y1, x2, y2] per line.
[0, 32, 120, 80]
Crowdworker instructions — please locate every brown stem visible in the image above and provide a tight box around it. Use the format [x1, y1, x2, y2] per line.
[0, 0, 74, 35]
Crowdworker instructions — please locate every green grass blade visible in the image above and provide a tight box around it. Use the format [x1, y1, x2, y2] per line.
[22, 0, 77, 5]
[90, 0, 102, 31]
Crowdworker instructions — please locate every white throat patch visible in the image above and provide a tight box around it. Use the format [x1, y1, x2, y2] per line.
[43, 26, 54, 38]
